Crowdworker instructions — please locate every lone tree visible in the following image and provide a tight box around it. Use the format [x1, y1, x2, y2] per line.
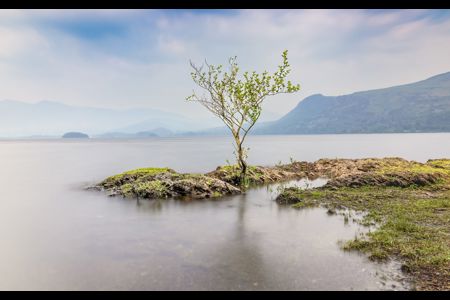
[187, 50, 300, 184]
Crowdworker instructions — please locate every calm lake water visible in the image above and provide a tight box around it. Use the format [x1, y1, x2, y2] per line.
[1, 133, 449, 290]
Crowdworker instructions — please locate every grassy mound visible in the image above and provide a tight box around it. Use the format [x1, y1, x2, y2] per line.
[98, 167, 241, 200]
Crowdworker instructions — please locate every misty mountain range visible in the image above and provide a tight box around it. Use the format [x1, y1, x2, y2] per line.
[256, 71, 450, 134]
[0, 100, 282, 138]
[0, 71, 449, 138]
[0, 100, 205, 137]
[0, 100, 225, 138]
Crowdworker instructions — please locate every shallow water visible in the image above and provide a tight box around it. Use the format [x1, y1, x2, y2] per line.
[1, 133, 449, 290]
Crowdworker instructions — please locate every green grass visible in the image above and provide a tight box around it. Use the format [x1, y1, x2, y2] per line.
[107, 167, 171, 180]
[134, 180, 168, 198]
[120, 183, 134, 196]
[427, 159, 450, 170]
[100, 167, 172, 188]
[376, 159, 450, 176]
[212, 191, 223, 198]
[213, 165, 266, 186]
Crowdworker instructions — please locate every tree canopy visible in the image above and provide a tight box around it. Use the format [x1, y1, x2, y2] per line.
[187, 50, 300, 184]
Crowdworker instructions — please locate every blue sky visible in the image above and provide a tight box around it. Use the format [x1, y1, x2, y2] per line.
[1, 9, 450, 119]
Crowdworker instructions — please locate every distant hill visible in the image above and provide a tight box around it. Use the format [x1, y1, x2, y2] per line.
[62, 132, 89, 139]
[0, 100, 217, 138]
[95, 128, 174, 139]
[256, 72, 450, 134]
[3, 72, 449, 138]
[113, 110, 279, 135]
[94, 132, 138, 139]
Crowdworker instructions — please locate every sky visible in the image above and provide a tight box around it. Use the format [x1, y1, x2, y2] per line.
[1, 9, 450, 119]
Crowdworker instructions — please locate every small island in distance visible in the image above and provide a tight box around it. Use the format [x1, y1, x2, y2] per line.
[62, 132, 90, 139]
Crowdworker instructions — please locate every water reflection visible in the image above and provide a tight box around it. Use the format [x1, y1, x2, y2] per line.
[0, 135, 437, 290]
[106, 178, 410, 290]
[135, 198, 163, 213]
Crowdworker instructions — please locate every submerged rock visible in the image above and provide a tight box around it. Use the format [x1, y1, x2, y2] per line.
[275, 187, 305, 205]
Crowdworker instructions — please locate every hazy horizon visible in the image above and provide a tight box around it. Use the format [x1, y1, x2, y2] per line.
[1, 68, 449, 137]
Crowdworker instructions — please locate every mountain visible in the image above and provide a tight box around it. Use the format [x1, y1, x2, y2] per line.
[0, 100, 216, 137]
[175, 110, 281, 136]
[94, 132, 139, 139]
[95, 128, 174, 139]
[256, 72, 450, 134]
[180, 121, 275, 137]
[114, 118, 212, 134]
[4, 72, 448, 138]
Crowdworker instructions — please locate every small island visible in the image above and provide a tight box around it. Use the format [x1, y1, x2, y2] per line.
[62, 132, 90, 139]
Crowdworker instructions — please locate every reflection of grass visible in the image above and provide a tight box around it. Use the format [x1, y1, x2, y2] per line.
[281, 186, 450, 291]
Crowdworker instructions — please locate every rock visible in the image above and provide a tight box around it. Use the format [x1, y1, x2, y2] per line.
[97, 167, 241, 200]
[275, 187, 304, 205]
[326, 208, 336, 215]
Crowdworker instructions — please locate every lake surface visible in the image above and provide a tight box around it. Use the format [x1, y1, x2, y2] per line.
[1, 133, 449, 290]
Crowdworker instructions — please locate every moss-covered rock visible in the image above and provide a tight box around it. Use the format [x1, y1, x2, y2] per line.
[327, 171, 447, 188]
[101, 167, 173, 190]
[96, 158, 450, 201]
[207, 164, 298, 186]
[287, 158, 450, 189]
[97, 167, 241, 200]
[276, 188, 326, 206]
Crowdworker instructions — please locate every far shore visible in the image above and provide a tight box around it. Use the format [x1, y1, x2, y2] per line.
[1, 131, 450, 141]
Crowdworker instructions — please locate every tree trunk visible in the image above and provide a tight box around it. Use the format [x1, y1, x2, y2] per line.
[237, 143, 247, 185]
[232, 133, 247, 186]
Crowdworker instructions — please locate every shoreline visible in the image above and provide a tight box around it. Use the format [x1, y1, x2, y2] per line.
[276, 158, 450, 291]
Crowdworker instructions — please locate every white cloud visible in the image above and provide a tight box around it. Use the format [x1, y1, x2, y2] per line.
[157, 35, 187, 55]
[0, 26, 48, 58]
[0, 9, 449, 119]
